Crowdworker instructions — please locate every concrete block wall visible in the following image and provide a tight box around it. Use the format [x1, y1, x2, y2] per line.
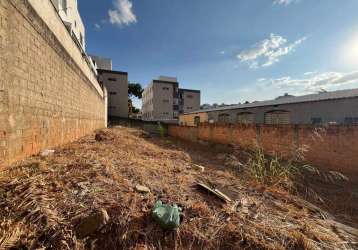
[168, 124, 358, 177]
[0, 0, 106, 167]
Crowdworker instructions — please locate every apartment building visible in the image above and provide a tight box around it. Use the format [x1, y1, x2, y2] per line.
[179, 88, 358, 126]
[89, 55, 113, 71]
[142, 76, 201, 122]
[179, 89, 201, 114]
[50, 0, 85, 50]
[98, 69, 129, 118]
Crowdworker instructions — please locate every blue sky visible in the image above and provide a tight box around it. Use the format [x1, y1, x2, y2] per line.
[79, 0, 358, 107]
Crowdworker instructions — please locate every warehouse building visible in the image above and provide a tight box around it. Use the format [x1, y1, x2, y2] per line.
[180, 88, 358, 126]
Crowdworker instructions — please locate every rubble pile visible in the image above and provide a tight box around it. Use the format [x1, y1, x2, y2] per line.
[0, 127, 357, 249]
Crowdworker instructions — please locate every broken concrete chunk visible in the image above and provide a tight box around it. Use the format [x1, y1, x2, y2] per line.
[217, 153, 243, 170]
[95, 130, 113, 142]
[135, 185, 150, 193]
[192, 164, 205, 172]
[75, 209, 109, 239]
[40, 149, 55, 157]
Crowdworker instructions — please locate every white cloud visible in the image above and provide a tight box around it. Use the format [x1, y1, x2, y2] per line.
[237, 34, 306, 69]
[273, 0, 298, 5]
[220, 50, 226, 55]
[108, 0, 137, 27]
[303, 71, 317, 76]
[263, 71, 358, 93]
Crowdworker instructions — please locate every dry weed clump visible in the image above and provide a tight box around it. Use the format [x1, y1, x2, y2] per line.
[0, 126, 357, 249]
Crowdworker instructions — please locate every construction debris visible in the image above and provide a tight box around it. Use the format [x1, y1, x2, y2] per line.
[196, 182, 232, 203]
[75, 209, 110, 239]
[40, 149, 55, 157]
[192, 164, 205, 172]
[217, 153, 244, 170]
[135, 184, 150, 193]
[151, 200, 182, 230]
[94, 130, 114, 142]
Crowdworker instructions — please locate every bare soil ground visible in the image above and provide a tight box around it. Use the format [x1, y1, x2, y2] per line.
[1, 126, 357, 250]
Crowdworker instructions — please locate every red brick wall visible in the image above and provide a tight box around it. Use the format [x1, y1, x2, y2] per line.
[232, 125, 257, 149]
[198, 125, 211, 141]
[211, 124, 233, 145]
[260, 126, 296, 158]
[168, 124, 358, 177]
[298, 126, 358, 175]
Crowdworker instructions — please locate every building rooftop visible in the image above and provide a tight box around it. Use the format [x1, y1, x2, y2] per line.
[179, 88, 201, 93]
[158, 76, 178, 82]
[97, 69, 128, 75]
[185, 88, 358, 114]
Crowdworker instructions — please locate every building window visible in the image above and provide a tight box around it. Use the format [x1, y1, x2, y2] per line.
[163, 99, 169, 103]
[173, 105, 179, 111]
[187, 94, 193, 98]
[264, 110, 290, 125]
[109, 106, 116, 109]
[108, 78, 116, 81]
[163, 87, 170, 90]
[187, 107, 193, 110]
[311, 117, 322, 125]
[109, 92, 117, 95]
[345, 117, 358, 125]
[218, 113, 230, 123]
[80, 33, 84, 46]
[237, 112, 254, 124]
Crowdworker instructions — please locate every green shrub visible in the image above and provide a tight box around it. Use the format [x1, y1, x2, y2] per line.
[248, 149, 297, 184]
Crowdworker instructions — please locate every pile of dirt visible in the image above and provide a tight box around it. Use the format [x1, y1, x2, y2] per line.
[0, 127, 357, 249]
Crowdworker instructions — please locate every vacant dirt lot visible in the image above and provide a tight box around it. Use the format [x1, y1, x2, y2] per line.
[1, 126, 357, 249]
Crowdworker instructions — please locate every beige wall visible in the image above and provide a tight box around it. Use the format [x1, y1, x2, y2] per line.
[99, 71, 128, 118]
[179, 113, 208, 127]
[0, 0, 106, 167]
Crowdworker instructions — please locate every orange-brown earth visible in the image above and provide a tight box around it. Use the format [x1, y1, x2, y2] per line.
[0, 126, 357, 249]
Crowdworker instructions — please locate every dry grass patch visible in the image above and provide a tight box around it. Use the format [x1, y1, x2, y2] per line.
[0, 126, 357, 249]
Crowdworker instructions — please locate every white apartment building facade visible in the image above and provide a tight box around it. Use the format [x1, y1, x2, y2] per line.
[142, 76, 201, 122]
[50, 0, 85, 50]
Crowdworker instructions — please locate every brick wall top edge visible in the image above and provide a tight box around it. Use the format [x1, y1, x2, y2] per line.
[174, 123, 358, 129]
[24, 0, 103, 98]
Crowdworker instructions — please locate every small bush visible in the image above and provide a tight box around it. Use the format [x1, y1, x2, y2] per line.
[248, 149, 297, 185]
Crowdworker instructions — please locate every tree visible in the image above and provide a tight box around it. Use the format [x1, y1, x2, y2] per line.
[128, 83, 143, 99]
[128, 83, 143, 115]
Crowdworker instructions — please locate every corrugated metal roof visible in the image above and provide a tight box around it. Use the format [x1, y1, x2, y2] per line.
[186, 88, 358, 115]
